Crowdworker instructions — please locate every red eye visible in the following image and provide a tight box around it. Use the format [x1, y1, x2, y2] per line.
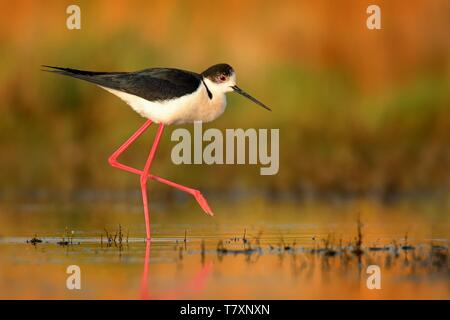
[219, 75, 227, 81]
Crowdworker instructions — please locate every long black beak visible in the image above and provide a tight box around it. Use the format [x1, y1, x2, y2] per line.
[231, 85, 271, 111]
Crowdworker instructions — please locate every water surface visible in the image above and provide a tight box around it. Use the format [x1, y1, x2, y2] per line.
[0, 198, 449, 299]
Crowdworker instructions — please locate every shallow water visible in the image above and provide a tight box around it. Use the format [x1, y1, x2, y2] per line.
[0, 198, 449, 299]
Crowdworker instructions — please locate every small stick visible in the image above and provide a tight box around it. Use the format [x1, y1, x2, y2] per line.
[118, 224, 123, 244]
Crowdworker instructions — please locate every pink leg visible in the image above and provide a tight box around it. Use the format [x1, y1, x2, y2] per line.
[108, 121, 214, 218]
[108, 120, 153, 166]
[149, 175, 213, 216]
[140, 240, 151, 300]
[140, 123, 165, 240]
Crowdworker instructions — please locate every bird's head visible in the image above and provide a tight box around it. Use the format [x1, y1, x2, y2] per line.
[202, 63, 271, 111]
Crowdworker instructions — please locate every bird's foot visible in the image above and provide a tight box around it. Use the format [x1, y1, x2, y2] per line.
[193, 191, 214, 216]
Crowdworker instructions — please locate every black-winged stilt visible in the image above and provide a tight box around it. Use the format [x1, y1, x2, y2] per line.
[43, 64, 271, 240]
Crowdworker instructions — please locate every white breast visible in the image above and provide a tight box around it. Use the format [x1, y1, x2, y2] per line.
[99, 82, 226, 125]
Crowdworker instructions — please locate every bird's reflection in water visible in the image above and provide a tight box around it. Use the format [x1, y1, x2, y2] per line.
[140, 240, 213, 299]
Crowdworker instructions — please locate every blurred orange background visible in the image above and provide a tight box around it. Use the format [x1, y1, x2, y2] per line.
[0, 0, 449, 200]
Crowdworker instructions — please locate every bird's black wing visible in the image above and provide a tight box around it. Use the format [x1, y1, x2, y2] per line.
[42, 66, 203, 101]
